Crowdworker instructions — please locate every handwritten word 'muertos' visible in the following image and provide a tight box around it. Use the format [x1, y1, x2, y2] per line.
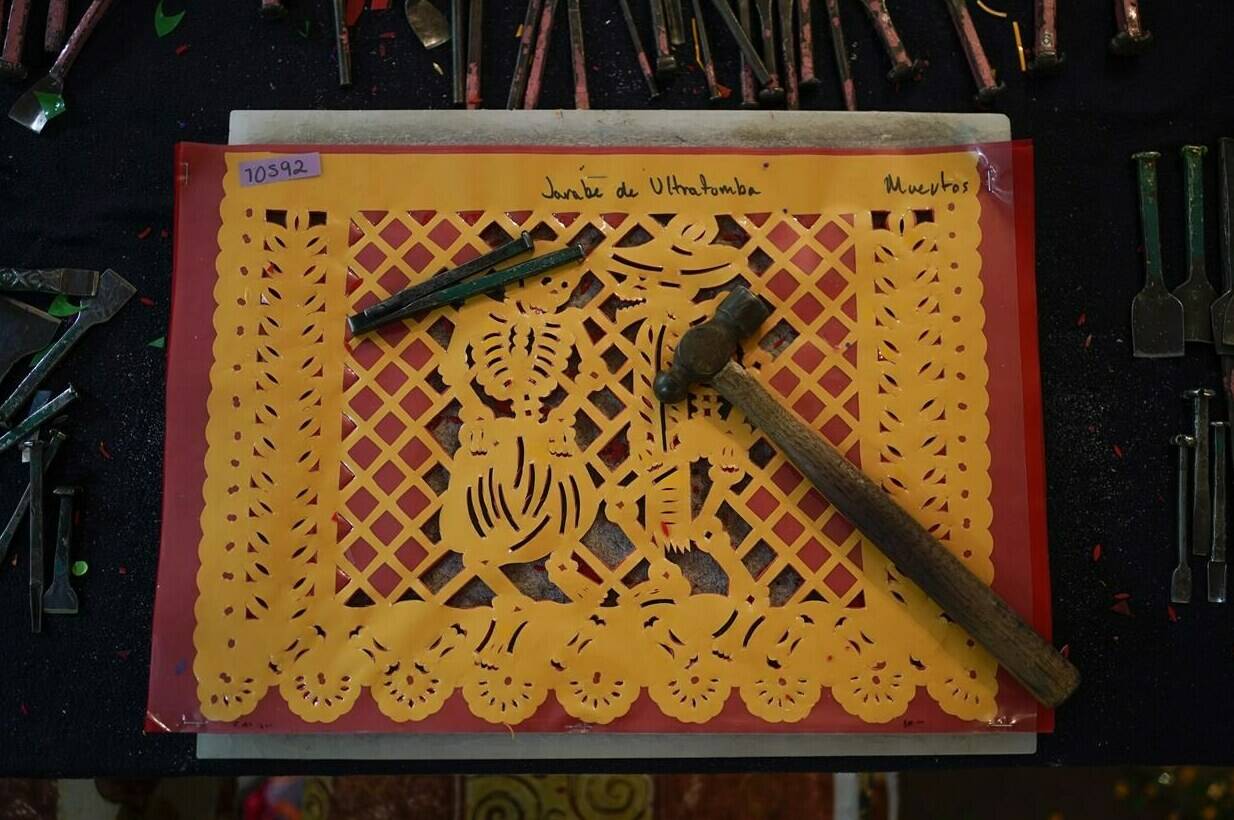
[884, 172, 970, 196]
[648, 173, 761, 197]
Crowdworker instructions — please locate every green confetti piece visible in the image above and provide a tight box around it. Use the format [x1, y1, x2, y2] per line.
[299, 19, 311, 38]
[148, 336, 166, 349]
[47, 294, 79, 318]
[71, 560, 88, 577]
[33, 91, 65, 122]
[154, 0, 185, 37]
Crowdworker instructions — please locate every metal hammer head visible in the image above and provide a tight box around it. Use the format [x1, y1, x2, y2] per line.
[653, 287, 769, 404]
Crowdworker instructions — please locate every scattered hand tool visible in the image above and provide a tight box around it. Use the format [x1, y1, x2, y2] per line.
[42, 487, 79, 615]
[9, 0, 113, 133]
[23, 435, 44, 633]
[1217, 139, 1234, 348]
[1172, 434, 1195, 604]
[1187, 388, 1217, 557]
[21, 390, 53, 633]
[566, 0, 589, 109]
[507, 0, 543, 108]
[0, 0, 32, 79]
[0, 428, 64, 567]
[0, 385, 76, 455]
[352, 244, 581, 333]
[648, 0, 678, 78]
[1110, 0, 1150, 55]
[1210, 422, 1228, 603]
[1174, 146, 1217, 344]
[525, 0, 560, 108]
[941, 0, 1003, 106]
[752, 0, 784, 105]
[822, 0, 856, 110]
[465, 0, 483, 108]
[451, 0, 465, 104]
[331, 0, 352, 87]
[0, 267, 99, 297]
[45, 0, 68, 53]
[0, 269, 133, 426]
[1131, 152, 1185, 358]
[405, 0, 451, 48]
[693, 0, 723, 103]
[737, 0, 758, 108]
[776, 0, 799, 110]
[797, 0, 817, 90]
[616, 0, 659, 99]
[1028, 0, 1061, 72]
[709, 0, 773, 91]
[349, 232, 533, 335]
[260, 0, 287, 18]
[666, 0, 687, 45]
[654, 287, 1081, 708]
[0, 298, 59, 383]
[857, 0, 923, 82]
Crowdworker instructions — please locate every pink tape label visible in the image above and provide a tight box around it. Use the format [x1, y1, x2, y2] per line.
[238, 153, 322, 187]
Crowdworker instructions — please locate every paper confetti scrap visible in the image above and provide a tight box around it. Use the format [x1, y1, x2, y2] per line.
[1113, 444, 1124, 459]
[139, 296, 156, 307]
[71, 560, 88, 577]
[47, 294, 79, 318]
[98, 441, 113, 460]
[148, 336, 166, 349]
[34, 91, 65, 122]
[116, 649, 132, 661]
[1168, 605, 1179, 623]
[1092, 543, 1102, 561]
[175, 43, 190, 56]
[299, 19, 311, 38]
[154, 0, 186, 37]
[137, 226, 153, 240]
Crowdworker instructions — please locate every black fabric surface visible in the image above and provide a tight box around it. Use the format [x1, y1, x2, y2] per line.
[0, 0, 1230, 776]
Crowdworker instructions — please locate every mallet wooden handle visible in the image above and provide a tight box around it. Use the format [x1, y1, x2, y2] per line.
[712, 360, 1080, 708]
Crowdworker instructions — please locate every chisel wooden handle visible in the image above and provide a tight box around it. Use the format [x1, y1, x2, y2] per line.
[711, 359, 1080, 708]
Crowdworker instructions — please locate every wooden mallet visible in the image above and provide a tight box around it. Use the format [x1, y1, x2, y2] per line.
[654, 287, 1080, 708]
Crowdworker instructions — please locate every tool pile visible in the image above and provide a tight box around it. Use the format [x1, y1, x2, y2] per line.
[0, 268, 134, 631]
[2, 0, 114, 133]
[301, 0, 1155, 109]
[1129, 140, 1234, 604]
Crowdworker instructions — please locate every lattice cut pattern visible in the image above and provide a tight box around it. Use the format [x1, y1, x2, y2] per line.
[198, 153, 999, 729]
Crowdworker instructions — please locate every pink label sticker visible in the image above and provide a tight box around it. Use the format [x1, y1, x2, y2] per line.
[237, 153, 322, 187]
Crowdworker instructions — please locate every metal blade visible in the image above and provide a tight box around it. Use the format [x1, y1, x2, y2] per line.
[8, 74, 64, 133]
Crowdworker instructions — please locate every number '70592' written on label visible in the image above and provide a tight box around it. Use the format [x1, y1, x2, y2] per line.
[238, 153, 323, 187]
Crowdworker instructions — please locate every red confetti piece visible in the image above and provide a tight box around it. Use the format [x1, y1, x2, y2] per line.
[1111, 600, 1132, 617]
[1113, 444, 1124, 459]
[137, 226, 152, 240]
[1167, 605, 1179, 623]
[139, 296, 155, 307]
[1083, 334, 1093, 349]
[116, 649, 132, 660]
[378, 42, 387, 57]
[1092, 543, 1102, 561]
[119, 565, 127, 575]
[1113, 592, 1131, 600]
[1060, 644, 1070, 658]
[19, 704, 27, 716]
[175, 43, 190, 56]
[1076, 311, 1086, 327]
[98, 441, 113, 460]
